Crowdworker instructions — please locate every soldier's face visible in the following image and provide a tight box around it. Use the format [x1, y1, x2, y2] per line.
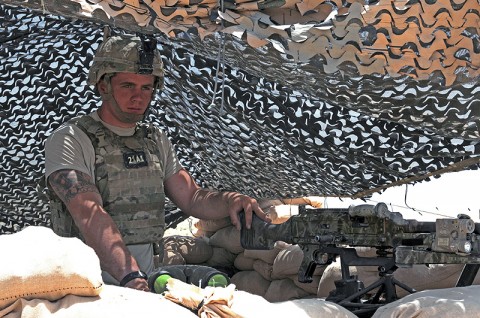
[99, 72, 156, 126]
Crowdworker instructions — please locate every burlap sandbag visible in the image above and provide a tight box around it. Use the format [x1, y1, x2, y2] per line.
[318, 260, 480, 299]
[253, 259, 274, 281]
[264, 278, 311, 302]
[372, 285, 480, 318]
[208, 226, 244, 254]
[289, 274, 322, 295]
[195, 217, 232, 232]
[0, 226, 103, 310]
[206, 247, 237, 268]
[230, 271, 271, 297]
[164, 278, 240, 318]
[244, 241, 290, 264]
[193, 228, 216, 238]
[0, 285, 197, 318]
[364, 263, 480, 298]
[272, 244, 326, 279]
[231, 290, 357, 318]
[163, 249, 186, 265]
[233, 252, 255, 271]
[163, 235, 213, 264]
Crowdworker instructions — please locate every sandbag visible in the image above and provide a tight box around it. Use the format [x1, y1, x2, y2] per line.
[319, 260, 480, 299]
[0, 285, 197, 318]
[230, 271, 271, 297]
[194, 217, 232, 232]
[231, 290, 357, 318]
[244, 241, 289, 264]
[264, 279, 311, 302]
[253, 259, 274, 281]
[163, 235, 213, 264]
[206, 247, 237, 268]
[0, 226, 103, 310]
[208, 226, 244, 254]
[233, 252, 255, 271]
[372, 285, 480, 318]
[317, 260, 358, 298]
[289, 274, 322, 295]
[192, 228, 215, 238]
[272, 244, 325, 279]
[162, 250, 186, 265]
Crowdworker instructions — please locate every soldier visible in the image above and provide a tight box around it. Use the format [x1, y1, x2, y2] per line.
[44, 30, 270, 292]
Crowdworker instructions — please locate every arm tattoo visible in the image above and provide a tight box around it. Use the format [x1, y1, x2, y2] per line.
[49, 170, 100, 204]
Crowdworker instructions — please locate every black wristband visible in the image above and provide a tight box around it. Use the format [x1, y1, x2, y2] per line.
[119, 270, 148, 287]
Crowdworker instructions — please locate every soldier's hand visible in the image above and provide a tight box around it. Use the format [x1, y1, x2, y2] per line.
[125, 278, 150, 292]
[226, 192, 271, 231]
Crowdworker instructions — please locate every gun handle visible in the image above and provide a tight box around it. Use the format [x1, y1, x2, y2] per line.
[298, 248, 317, 283]
[239, 211, 272, 249]
[239, 211, 291, 250]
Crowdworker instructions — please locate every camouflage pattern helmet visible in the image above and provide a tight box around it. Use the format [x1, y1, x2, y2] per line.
[88, 32, 164, 88]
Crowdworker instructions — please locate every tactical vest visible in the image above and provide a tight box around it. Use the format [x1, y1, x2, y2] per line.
[49, 116, 166, 244]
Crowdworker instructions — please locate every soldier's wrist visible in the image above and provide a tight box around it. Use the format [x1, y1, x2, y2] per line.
[119, 270, 148, 287]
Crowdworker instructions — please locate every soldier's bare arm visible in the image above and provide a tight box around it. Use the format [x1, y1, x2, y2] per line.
[164, 169, 270, 230]
[48, 169, 148, 291]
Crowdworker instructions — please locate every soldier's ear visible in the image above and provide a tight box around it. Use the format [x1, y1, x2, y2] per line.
[97, 79, 109, 95]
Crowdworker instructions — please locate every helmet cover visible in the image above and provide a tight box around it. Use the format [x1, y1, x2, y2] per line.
[88, 32, 164, 88]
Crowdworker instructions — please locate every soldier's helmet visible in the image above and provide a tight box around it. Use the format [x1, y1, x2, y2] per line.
[88, 32, 164, 89]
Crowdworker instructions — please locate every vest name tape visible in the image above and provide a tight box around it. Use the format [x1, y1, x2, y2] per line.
[123, 151, 148, 169]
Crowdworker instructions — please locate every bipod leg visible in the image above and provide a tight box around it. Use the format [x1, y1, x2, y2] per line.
[456, 264, 480, 287]
[365, 272, 416, 304]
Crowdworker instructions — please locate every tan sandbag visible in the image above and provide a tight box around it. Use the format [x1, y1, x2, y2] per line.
[253, 259, 274, 281]
[354, 247, 378, 258]
[231, 290, 357, 318]
[272, 244, 325, 279]
[289, 274, 322, 295]
[195, 217, 232, 232]
[275, 297, 357, 318]
[319, 260, 480, 299]
[0, 226, 103, 310]
[317, 260, 359, 298]
[233, 252, 255, 271]
[193, 228, 215, 238]
[264, 279, 311, 302]
[163, 249, 186, 265]
[244, 241, 290, 264]
[164, 278, 240, 318]
[0, 284, 197, 318]
[230, 271, 271, 297]
[359, 263, 480, 298]
[208, 226, 244, 254]
[372, 285, 480, 318]
[163, 235, 213, 264]
[206, 247, 237, 268]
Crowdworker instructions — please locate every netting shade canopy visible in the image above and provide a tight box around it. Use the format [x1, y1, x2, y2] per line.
[0, 1, 479, 234]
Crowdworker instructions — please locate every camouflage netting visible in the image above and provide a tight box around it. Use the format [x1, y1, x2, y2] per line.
[1, 1, 479, 234]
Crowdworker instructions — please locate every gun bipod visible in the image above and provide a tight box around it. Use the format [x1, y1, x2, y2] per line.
[322, 247, 415, 318]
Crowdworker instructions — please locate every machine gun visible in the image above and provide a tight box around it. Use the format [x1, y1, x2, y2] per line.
[239, 203, 480, 317]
